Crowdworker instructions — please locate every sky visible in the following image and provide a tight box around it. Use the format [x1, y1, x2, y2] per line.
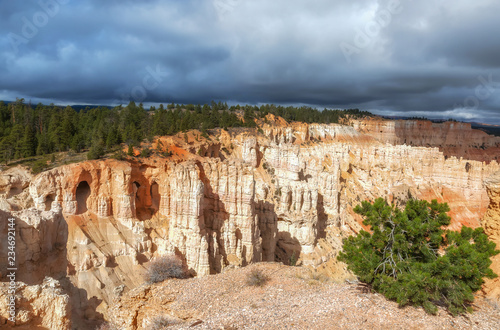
[1, 0, 500, 124]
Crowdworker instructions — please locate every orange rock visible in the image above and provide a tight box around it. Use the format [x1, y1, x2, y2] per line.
[482, 170, 500, 301]
[353, 118, 500, 163]
[1, 115, 500, 326]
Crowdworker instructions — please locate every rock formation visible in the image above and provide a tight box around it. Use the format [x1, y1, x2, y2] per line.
[0, 207, 67, 284]
[353, 118, 500, 163]
[1, 115, 500, 328]
[0, 277, 71, 329]
[482, 170, 500, 299]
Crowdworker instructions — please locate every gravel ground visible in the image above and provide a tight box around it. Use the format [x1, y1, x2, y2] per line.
[112, 263, 500, 330]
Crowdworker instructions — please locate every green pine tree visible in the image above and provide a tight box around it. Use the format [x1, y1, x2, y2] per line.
[21, 126, 36, 157]
[338, 198, 499, 315]
[87, 140, 105, 160]
[127, 144, 134, 156]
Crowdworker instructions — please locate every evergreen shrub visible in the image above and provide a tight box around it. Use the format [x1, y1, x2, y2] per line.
[338, 198, 499, 315]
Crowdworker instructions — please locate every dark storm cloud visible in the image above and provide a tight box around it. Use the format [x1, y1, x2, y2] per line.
[0, 0, 499, 123]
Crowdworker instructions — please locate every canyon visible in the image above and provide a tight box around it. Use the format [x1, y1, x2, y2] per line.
[1, 116, 499, 329]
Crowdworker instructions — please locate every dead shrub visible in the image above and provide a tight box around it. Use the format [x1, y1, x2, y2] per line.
[246, 269, 270, 287]
[148, 316, 178, 329]
[145, 255, 185, 284]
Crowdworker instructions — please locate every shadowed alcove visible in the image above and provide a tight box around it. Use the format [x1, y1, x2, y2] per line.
[76, 181, 91, 214]
[150, 181, 160, 213]
[133, 181, 142, 208]
[45, 194, 55, 211]
[133, 181, 151, 220]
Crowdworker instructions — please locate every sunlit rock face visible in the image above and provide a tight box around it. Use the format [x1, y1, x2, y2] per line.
[352, 118, 500, 163]
[2, 115, 500, 328]
[0, 277, 71, 329]
[24, 118, 499, 279]
[482, 170, 500, 300]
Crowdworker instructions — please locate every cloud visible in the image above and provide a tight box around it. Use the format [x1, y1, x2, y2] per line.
[0, 0, 499, 123]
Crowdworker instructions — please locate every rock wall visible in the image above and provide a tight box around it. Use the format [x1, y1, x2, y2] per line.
[0, 208, 67, 285]
[0, 277, 71, 329]
[353, 118, 500, 163]
[1, 116, 500, 327]
[482, 170, 500, 300]
[20, 122, 500, 283]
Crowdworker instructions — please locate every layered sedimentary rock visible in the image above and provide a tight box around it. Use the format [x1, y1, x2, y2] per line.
[1, 115, 500, 328]
[483, 171, 500, 242]
[482, 170, 500, 299]
[13, 122, 500, 282]
[353, 118, 500, 163]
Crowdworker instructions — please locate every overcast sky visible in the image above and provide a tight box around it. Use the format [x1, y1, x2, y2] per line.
[1, 0, 500, 123]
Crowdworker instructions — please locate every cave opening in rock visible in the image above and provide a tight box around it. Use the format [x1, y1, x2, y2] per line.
[133, 181, 141, 206]
[76, 181, 91, 214]
[7, 186, 22, 198]
[45, 194, 55, 211]
[133, 181, 151, 220]
[150, 182, 160, 212]
[274, 231, 301, 266]
[465, 162, 472, 173]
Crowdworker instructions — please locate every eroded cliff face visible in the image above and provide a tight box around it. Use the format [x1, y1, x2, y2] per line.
[353, 118, 500, 163]
[1, 115, 500, 328]
[0, 277, 71, 329]
[482, 170, 500, 300]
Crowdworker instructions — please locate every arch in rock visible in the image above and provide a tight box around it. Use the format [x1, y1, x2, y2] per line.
[133, 181, 151, 220]
[76, 181, 91, 214]
[45, 194, 55, 211]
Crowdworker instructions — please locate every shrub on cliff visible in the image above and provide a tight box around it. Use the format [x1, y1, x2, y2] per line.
[139, 147, 152, 158]
[338, 198, 499, 315]
[87, 143, 104, 160]
[148, 316, 178, 329]
[246, 269, 270, 287]
[145, 255, 186, 283]
[32, 158, 49, 174]
[111, 149, 126, 160]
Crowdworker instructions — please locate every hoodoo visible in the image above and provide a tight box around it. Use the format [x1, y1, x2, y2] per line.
[1, 116, 499, 328]
[482, 170, 500, 299]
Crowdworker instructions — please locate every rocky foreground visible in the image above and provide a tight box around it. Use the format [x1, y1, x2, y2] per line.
[106, 263, 500, 330]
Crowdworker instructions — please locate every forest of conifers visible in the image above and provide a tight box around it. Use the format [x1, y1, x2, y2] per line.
[0, 99, 371, 164]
